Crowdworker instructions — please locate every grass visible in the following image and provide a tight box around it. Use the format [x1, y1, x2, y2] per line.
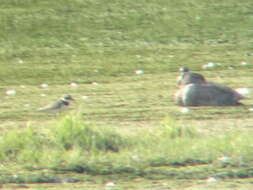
[1, 0, 253, 189]
[1, 0, 253, 85]
[2, 115, 253, 183]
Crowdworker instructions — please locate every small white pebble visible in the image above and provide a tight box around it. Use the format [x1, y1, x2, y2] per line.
[207, 62, 215, 67]
[40, 94, 46, 97]
[248, 108, 253, 112]
[131, 155, 140, 161]
[206, 177, 217, 183]
[82, 96, 89, 100]
[24, 104, 30, 108]
[20, 85, 25, 88]
[40, 83, 48, 88]
[17, 59, 24, 64]
[135, 70, 144, 75]
[180, 107, 190, 114]
[195, 16, 201, 20]
[202, 62, 216, 70]
[240, 61, 248, 66]
[6, 89, 16, 96]
[92, 82, 98, 85]
[70, 82, 78, 87]
[105, 182, 115, 187]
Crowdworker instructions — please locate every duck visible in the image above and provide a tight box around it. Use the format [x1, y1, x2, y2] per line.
[175, 67, 245, 106]
[175, 83, 245, 106]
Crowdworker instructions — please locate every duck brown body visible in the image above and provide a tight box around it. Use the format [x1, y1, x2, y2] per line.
[175, 68, 245, 106]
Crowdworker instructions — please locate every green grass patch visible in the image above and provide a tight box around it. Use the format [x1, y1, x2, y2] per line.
[1, 0, 253, 85]
[52, 115, 128, 152]
[1, 115, 253, 182]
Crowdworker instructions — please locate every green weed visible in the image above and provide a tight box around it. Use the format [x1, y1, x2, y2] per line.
[0, 127, 43, 162]
[52, 115, 129, 152]
[1, 114, 253, 180]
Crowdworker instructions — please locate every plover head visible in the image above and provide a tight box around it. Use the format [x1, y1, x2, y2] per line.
[62, 95, 74, 101]
[179, 67, 189, 73]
